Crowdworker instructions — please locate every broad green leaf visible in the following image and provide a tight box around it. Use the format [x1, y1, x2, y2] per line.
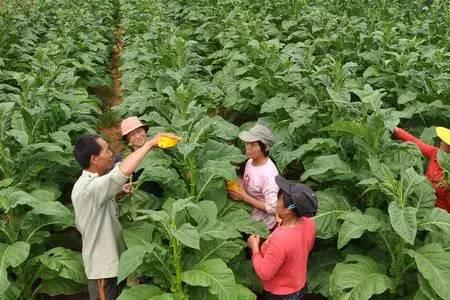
[198, 200, 218, 223]
[301, 155, 352, 181]
[330, 254, 393, 300]
[407, 244, 450, 299]
[195, 239, 245, 264]
[211, 116, 240, 140]
[200, 140, 245, 164]
[199, 160, 237, 182]
[171, 223, 200, 249]
[40, 278, 85, 296]
[118, 245, 154, 282]
[308, 248, 341, 298]
[38, 247, 86, 284]
[220, 209, 268, 237]
[320, 121, 371, 143]
[6, 130, 28, 147]
[170, 198, 200, 219]
[0, 283, 20, 300]
[398, 91, 417, 105]
[314, 190, 352, 239]
[29, 186, 61, 202]
[136, 210, 170, 224]
[415, 273, 444, 300]
[418, 208, 450, 234]
[337, 210, 382, 249]
[234, 284, 256, 300]
[182, 259, 236, 300]
[29, 201, 73, 222]
[123, 223, 155, 248]
[274, 138, 337, 172]
[199, 220, 241, 241]
[288, 106, 317, 134]
[0, 242, 30, 294]
[388, 202, 417, 245]
[228, 251, 262, 291]
[50, 131, 72, 149]
[139, 167, 188, 198]
[117, 284, 163, 300]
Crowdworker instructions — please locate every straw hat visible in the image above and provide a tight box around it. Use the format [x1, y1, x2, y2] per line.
[121, 116, 148, 141]
[436, 127, 450, 145]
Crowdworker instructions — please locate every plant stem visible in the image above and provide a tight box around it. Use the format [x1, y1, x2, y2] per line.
[187, 157, 197, 197]
[169, 220, 188, 300]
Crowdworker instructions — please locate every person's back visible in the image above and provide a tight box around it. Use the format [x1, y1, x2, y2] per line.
[256, 217, 316, 295]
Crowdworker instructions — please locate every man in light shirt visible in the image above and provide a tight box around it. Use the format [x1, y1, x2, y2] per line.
[71, 132, 175, 300]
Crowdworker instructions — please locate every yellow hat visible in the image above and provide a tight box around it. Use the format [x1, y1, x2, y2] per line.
[436, 127, 450, 145]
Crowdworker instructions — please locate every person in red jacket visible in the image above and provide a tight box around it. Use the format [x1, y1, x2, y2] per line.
[393, 126, 450, 212]
[247, 175, 317, 300]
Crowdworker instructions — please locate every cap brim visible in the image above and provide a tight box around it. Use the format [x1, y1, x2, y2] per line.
[436, 127, 450, 145]
[275, 175, 291, 194]
[238, 131, 260, 143]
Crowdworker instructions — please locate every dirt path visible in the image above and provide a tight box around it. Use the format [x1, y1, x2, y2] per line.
[97, 22, 124, 154]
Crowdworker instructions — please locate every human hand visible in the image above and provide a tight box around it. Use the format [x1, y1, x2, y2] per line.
[122, 183, 132, 194]
[247, 234, 260, 252]
[228, 187, 248, 202]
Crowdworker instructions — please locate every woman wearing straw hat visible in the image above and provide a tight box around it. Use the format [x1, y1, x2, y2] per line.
[227, 124, 280, 231]
[394, 126, 450, 212]
[119, 116, 164, 196]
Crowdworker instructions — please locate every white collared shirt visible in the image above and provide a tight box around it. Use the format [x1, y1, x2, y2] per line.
[71, 164, 128, 279]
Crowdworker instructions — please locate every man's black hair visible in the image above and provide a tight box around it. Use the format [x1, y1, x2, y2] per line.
[73, 134, 101, 169]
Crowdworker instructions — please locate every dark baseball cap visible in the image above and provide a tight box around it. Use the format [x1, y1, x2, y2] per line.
[275, 175, 318, 217]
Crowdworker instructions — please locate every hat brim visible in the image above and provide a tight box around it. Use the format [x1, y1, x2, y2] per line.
[275, 175, 291, 194]
[121, 125, 149, 141]
[238, 131, 261, 143]
[436, 127, 450, 146]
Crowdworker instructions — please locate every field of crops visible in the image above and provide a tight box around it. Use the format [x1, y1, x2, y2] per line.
[1, 0, 450, 299]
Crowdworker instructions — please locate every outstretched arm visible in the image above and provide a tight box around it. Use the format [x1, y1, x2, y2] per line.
[393, 127, 436, 159]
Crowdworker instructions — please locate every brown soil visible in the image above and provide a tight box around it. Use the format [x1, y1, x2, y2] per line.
[97, 25, 124, 154]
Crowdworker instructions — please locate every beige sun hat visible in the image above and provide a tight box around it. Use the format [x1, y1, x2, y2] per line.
[121, 116, 148, 140]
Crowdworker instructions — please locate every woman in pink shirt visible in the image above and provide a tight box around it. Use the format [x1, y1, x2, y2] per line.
[248, 175, 317, 300]
[228, 124, 279, 230]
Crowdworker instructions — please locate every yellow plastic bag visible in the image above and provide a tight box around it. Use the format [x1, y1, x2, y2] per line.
[226, 180, 241, 192]
[157, 136, 181, 148]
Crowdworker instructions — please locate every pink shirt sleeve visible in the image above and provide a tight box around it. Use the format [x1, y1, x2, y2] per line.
[262, 175, 278, 215]
[252, 239, 285, 281]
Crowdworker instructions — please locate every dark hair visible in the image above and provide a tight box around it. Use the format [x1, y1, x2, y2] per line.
[277, 190, 303, 217]
[73, 134, 101, 169]
[257, 141, 269, 157]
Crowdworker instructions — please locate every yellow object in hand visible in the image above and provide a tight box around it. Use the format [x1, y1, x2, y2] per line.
[157, 136, 181, 148]
[227, 180, 241, 191]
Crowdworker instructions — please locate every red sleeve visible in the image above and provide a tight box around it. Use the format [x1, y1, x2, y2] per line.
[251, 240, 285, 281]
[394, 128, 436, 159]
